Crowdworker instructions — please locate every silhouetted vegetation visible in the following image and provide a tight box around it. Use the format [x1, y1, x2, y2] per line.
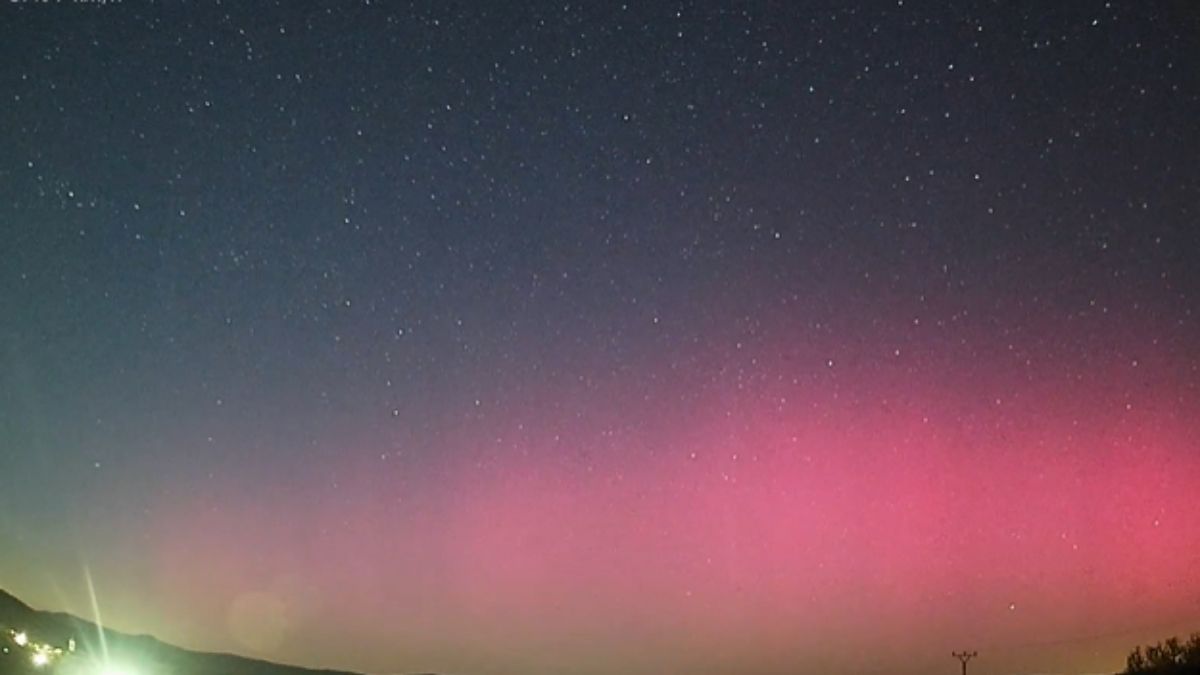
[1123, 633, 1200, 675]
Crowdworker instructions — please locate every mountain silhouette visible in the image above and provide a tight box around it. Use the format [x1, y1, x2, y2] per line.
[0, 588, 365, 675]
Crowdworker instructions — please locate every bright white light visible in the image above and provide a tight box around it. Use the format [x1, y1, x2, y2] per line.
[14, 632, 28, 647]
[100, 665, 138, 675]
[31, 652, 50, 667]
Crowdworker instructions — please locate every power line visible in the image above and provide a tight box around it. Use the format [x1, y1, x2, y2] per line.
[952, 650, 978, 675]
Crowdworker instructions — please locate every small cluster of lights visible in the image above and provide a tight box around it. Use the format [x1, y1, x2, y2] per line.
[6, 628, 69, 668]
[6, 627, 141, 675]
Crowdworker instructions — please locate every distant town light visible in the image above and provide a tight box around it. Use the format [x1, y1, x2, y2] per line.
[31, 652, 50, 667]
[14, 632, 29, 647]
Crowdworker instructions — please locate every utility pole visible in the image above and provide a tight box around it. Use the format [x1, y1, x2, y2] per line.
[952, 651, 978, 675]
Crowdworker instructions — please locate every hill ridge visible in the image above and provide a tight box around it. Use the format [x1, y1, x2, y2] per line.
[0, 587, 368, 675]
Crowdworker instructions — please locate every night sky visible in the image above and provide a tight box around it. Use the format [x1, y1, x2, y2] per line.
[2, 2, 1199, 675]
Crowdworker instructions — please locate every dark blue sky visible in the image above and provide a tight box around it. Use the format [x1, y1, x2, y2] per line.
[2, 3, 1199, 675]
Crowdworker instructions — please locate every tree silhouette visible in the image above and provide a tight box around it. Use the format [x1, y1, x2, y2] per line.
[1123, 633, 1200, 675]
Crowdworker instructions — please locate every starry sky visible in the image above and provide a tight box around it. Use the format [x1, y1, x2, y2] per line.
[1, 2, 1199, 675]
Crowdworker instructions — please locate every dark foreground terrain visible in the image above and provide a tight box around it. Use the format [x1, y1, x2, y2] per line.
[0, 589, 360, 675]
